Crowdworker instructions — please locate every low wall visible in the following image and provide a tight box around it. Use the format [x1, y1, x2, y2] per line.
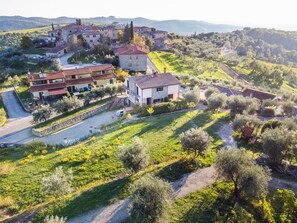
[32, 102, 111, 137]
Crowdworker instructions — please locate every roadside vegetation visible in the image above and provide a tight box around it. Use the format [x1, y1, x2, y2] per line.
[0, 93, 7, 126]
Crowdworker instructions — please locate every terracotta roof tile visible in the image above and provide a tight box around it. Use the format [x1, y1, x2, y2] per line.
[128, 73, 180, 89]
[65, 77, 93, 85]
[30, 82, 66, 92]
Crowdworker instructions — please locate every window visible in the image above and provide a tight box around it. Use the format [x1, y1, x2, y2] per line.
[127, 80, 129, 89]
[136, 56, 138, 60]
[86, 35, 89, 38]
[136, 87, 139, 95]
[130, 56, 132, 60]
[93, 35, 96, 37]
[110, 79, 114, 84]
[156, 87, 163, 92]
[90, 40, 93, 43]
[128, 63, 132, 67]
[71, 75, 76, 79]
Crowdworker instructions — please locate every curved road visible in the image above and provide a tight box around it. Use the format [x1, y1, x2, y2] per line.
[0, 88, 32, 140]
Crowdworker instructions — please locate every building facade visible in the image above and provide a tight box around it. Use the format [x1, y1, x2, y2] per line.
[29, 64, 116, 100]
[125, 73, 180, 106]
[114, 45, 149, 72]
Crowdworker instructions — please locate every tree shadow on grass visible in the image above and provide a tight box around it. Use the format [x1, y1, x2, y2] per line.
[177, 183, 234, 223]
[171, 112, 212, 139]
[32, 177, 132, 222]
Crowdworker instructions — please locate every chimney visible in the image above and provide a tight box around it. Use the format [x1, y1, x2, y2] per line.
[164, 67, 166, 73]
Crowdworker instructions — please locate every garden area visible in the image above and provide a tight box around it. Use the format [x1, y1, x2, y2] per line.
[0, 109, 227, 222]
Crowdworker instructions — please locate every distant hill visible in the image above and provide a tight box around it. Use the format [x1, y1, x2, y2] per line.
[0, 16, 241, 35]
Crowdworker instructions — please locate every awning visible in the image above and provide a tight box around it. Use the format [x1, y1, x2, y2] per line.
[48, 88, 68, 96]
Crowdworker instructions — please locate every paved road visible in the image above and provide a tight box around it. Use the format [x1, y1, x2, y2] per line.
[1, 88, 31, 119]
[0, 110, 118, 145]
[0, 88, 32, 139]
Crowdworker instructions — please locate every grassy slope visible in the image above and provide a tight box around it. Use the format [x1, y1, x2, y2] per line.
[0, 92, 7, 126]
[149, 51, 233, 81]
[0, 110, 228, 221]
[0, 26, 51, 35]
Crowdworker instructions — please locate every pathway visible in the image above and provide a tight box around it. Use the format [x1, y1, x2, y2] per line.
[68, 166, 217, 223]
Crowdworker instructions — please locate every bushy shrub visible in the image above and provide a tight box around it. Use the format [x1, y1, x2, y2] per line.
[138, 101, 189, 116]
[24, 141, 47, 152]
[119, 137, 149, 173]
[260, 107, 276, 117]
[42, 166, 73, 197]
[44, 215, 67, 223]
[207, 93, 227, 111]
[204, 87, 220, 99]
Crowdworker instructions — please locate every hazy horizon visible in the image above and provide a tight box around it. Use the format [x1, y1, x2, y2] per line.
[0, 0, 297, 30]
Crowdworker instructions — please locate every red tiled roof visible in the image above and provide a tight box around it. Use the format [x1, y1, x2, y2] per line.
[242, 88, 277, 100]
[29, 71, 64, 81]
[114, 44, 149, 55]
[128, 73, 180, 89]
[92, 73, 115, 80]
[48, 88, 68, 96]
[30, 82, 66, 92]
[63, 64, 115, 76]
[65, 77, 93, 85]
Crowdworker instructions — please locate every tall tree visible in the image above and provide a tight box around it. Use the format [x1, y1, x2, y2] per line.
[130, 21, 134, 42]
[123, 24, 131, 43]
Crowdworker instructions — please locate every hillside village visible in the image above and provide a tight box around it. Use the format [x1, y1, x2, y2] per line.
[1, 16, 297, 223]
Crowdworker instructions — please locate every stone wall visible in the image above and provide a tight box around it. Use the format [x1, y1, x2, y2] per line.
[32, 102, 111, 137]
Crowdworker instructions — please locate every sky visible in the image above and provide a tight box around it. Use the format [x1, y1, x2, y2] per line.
[0, 0, 297, 29]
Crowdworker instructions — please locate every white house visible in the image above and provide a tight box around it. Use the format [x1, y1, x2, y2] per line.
[114, 44, 149, 72]
[125, 72, 181, 106]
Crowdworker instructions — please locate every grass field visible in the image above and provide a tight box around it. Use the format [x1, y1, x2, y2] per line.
[149, 51, 233, 81]
[0, 110, 228, 222]
[15, 85, 31, 101]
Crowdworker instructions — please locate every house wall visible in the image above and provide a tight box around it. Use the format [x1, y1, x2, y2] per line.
[95, 78, 115, 87]
[119, 54, 147, 71]
[83, 34, 101, 48]
[168, 85, 179, 100]
[31, 90, 49, 98]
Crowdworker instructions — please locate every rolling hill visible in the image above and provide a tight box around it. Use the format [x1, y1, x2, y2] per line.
[0, 16, 241, 35]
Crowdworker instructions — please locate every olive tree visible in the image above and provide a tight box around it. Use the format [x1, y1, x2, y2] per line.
[282, 101, 295, 117]
[215, 148, 271, 202]
[183, 90, 200, 104]
[119, 137, 149, 173]
[207, 93, 227, 111]
[54, 96, 81, 114]
[204, 87, 220, 99]
[32, 106, 52, 123]
[227, 95, 259, 115]
[42, 166, 73, 197]
[261, 128, 294, 164]
[180, 127, 213, 157]
[129, 174, 172, 223]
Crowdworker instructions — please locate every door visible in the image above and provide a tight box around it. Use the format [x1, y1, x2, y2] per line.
[146, 98, 151, 105]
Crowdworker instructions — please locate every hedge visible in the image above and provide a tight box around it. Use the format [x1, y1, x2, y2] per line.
[137, 100, 190, 116]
